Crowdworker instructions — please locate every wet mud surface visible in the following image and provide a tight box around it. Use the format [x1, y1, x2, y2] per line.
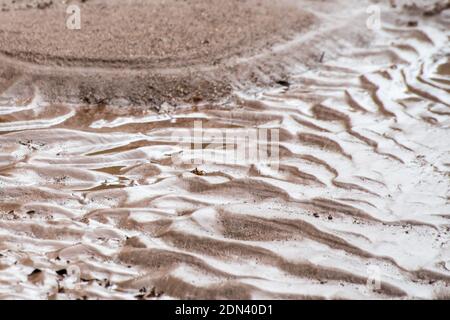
[0, 0, 449, 299]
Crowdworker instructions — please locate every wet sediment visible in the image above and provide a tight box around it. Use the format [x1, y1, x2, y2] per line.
[0, 0, 449, 299]
[0, 0, 318, 106]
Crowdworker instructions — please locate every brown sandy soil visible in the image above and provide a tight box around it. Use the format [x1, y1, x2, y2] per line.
[0, 0, 313, 67]
[0, 0, 318, 106]
[0, 0, 448, 108]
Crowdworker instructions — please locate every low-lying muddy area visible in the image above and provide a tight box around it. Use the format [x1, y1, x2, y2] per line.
[0, 0, 449, 299]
